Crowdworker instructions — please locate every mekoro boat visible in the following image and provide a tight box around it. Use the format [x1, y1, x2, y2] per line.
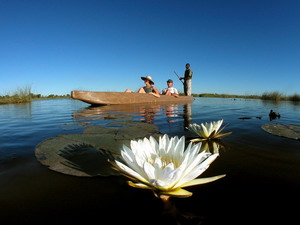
[71, 90, 194, 105]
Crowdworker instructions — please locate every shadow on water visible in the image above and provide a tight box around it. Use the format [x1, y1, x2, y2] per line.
[58, 143, 117, 176]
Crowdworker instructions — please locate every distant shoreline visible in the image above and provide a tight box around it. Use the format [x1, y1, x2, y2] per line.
[0, 94, 70, 105]
[195, 92, 300, 102]
[1, 89, 299, 105]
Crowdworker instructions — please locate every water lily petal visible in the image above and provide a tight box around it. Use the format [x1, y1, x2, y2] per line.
[188, 123, 201, 137]
[161, 188, 193, 198]
[214, 131, 232, 139]
[144, 137, 157, 155]
[200, 123, 209, 137]
[143, 161, 155, 180]
[180, 174, 226, 188]
[177, 144, 204, 177]
[208, 130, 216, 139]
[190, 138, 206, 143]
[153, 156, 163, 169]
[175, 153, 218, 188]
[121, 145, 136, 165]
[184, 142, 201, 159]
[215, 120, 223, 132]
[159, 163, 178, 185]
[120, 146, 148, 178]
[175, 136, 185, 155]
[157, 135, 165, 157]
[206, 122, 214, 136]
[192, 153, 219, 175]
[167, 135, 174, 151]
[127, 181, 153, 190]
[115, 160, 149, 184]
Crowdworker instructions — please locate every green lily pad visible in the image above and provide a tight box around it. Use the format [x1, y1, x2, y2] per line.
[35, 121, 161, 177]
[261, 123, 300, 140]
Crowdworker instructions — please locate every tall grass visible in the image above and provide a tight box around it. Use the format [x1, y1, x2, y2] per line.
[289, 94, 300, 102]
[197, 93, 261, 99]
[198, 91, 300, 102]
[261, 91, 300, 102]
[261, 91, 283, 101]
[0, 85, 32, 104]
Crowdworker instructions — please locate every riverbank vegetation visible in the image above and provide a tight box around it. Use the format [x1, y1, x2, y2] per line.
[197, 93, 261, 99]
[0, 86, 70, 104]
[197, 91, 300, 102]
[0, 86, 32, 104]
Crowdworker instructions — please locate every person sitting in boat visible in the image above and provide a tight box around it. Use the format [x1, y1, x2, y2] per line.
[125, 75, 160, 98]
[161, 79, 179, 97]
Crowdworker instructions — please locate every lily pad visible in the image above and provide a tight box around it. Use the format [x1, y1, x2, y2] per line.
[261, 123, 300, 140]
[35, 121, 161, 177]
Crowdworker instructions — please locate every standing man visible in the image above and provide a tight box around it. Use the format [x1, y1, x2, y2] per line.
[180, 63, 193, 96]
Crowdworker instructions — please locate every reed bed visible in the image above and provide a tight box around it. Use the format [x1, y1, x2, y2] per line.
[261, 91, 300, 102]
[261, 91, 283, 101]
[0, 86, 32, 104]
[198, 93, 261, 99]
[289, 94, 300, 102]
[198, 91, 300, 102]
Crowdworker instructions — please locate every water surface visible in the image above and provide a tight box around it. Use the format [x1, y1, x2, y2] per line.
[0, 98, 299, 224]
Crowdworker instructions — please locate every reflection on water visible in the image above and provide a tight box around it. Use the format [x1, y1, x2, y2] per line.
[164, 104, 178, 123]
[183, 104, 192, 129]
[72, 102, 192, 126]
[0, 98, 300, 224]
[200, 140, 225, 155]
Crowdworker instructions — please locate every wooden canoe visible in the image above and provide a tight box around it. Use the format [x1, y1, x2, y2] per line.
[71, 90, 194, 105]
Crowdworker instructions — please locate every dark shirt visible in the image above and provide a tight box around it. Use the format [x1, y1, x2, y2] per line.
[143, 86, 154, 93]
[184, 69, 193, 80]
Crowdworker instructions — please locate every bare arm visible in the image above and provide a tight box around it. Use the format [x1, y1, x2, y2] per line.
[151, 87, 160, 98]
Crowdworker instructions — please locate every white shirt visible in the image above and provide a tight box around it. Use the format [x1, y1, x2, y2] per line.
[161, 87, 178, 94]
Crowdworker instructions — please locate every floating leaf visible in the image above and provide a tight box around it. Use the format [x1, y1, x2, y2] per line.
[35, 121, 162, 177]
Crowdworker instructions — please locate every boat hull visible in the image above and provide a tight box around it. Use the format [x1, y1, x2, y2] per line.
[71, 91, 194, 105]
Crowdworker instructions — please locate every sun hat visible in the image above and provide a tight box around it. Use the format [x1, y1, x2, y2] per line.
[141, 75, 154, 85]
[167, 79, 173, 83]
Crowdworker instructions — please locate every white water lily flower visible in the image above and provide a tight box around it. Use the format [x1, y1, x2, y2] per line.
[187, 119, 232, 142]
[112, 134, 225, 199]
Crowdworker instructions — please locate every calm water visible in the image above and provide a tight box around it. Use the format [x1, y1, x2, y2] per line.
[0, 98, 299, 225]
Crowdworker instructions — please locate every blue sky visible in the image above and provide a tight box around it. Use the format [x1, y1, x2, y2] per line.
[1, 0, 299, 96]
